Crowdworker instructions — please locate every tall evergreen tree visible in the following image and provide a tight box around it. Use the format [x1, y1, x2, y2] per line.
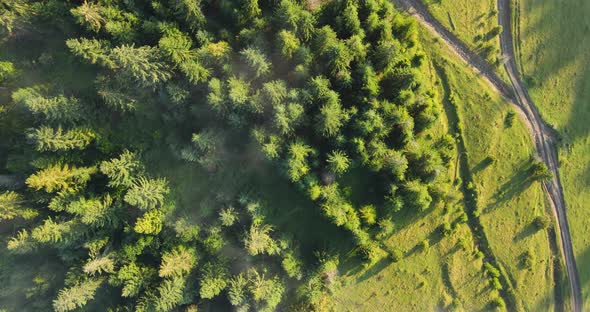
[27, 126, 94, 152]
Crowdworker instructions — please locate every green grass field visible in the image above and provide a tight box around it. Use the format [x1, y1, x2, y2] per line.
[424, 30, 557, 311]
[514, 0, 590, 306]
[421, 0, 508, 80]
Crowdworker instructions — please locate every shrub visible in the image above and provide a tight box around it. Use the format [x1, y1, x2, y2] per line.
[388, 247, 404, 263]
[532, 215, 551, 230]
[420, 239, 430, 251]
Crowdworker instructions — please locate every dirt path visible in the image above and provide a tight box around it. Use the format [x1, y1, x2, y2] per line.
[392, 0, 582, 310]
[496, 1, 582, 310]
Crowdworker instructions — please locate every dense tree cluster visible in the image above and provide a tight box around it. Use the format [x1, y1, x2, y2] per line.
[0, 0, 455, 311]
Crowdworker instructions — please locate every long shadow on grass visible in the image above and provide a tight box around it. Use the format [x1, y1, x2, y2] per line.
[513, 222, 537, 242]
[434, 62, 520, 311]
[484, 160, 535, 213]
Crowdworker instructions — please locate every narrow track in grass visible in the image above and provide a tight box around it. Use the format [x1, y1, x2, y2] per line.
[496, 1, 582, 310]
[391, 0, 582, 310]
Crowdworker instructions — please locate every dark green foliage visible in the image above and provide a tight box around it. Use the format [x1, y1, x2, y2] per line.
[530, 160, 552, 182]
[533, 215, 551, 230]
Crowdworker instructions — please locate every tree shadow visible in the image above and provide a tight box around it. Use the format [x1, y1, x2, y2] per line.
[354, 257, 391, 284]
[513, 222, 538, 242]
[471, 156, 495, 173]
[484, 160, 534, 213]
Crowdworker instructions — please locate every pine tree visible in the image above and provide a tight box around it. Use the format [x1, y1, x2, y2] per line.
[155, 277, 185, 312]
[287, 142, 313, 182]
[12, 88, 83, 123]
[100, 150, 142, 188]
[7, 229, 35, 254]
[317, 96, 348, 137]
[277, 30, 300, 59]
[219, 206, 238, 227]
[65, 194, 113, 226]
[0, 191, 37, 221]
[124, 177, 169, 210]
[27, 126, 95, 152]
[227, 273, 248, 306]
[66, 38, 112, 67]
[70, 1, 104, 32]
[247, 269, 285, 311]
[109, 45, 171, 87]
[158, 28, 194, 65]
[96, 75, 138, 111]
[327, 150, 350, 175]
[170, 0, 205, 30]
[244, 223, 280, 256]
[83, 255, 115, 276]
[227, 76, 250, 107]
[116, 262, 150, 297]
[30, 218, 74, 244]
[240, 47, 271, 78]
[53, 278, 103, 312]
[159, 246, 197, 278]
[134, 209, 164, 234]
[26, 164, 96, 193]
[238, 0, 261, 24]
[199, 261, 228, 299]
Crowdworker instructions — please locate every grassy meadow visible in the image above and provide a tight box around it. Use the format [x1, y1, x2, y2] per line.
[515, 0, 590, 305]
[421, 0, 508, 80]
[422, 31, 557, 310]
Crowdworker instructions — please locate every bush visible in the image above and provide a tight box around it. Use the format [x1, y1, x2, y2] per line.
[440, 221, 453, 237]
[532, 215, 551, 230]
[505, 111, 516, 128]
[522, 250, 536, 270]
[388, 247, 404, 263]
[484, 262, 500, 278]
[491, 277, 502, 290]
[530, 160, 552, 182]
[420, 239, 430, 251]
[491, 296, 506, 309]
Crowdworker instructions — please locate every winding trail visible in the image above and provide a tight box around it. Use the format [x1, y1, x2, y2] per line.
[391, 0, 582, 310]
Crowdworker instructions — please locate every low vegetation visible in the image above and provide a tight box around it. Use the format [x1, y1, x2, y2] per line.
[516, 0, 590, 305]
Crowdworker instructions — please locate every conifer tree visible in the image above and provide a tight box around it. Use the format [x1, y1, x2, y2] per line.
[327, 150, 350, 175]
[12, 88, 83, 123]
[66, 38, 112, 67]
[30, 218, 74, 244]
[53, 278, 103, 312]
[70, 1, 104, 32]
[240, 47, 271, 78]
[65, 194, 113, 226]
[0, 191, 37, 221]
[199, 262, 228, 299]
[244, 223, 280, 256]
[27, 126, 94, 152]
[124, 177, 169, 210]
[155, 277, 185, 312]
[109, 45, 171, 87]
[26, 164, 96, 193]
[134, 209, 164, 235]
[277, 30, 300, 59]
[287, 142, 313, 182]
[159, 246, 197, 278]
[100, 150, 142, 188]
[83, 255, 115, 276]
